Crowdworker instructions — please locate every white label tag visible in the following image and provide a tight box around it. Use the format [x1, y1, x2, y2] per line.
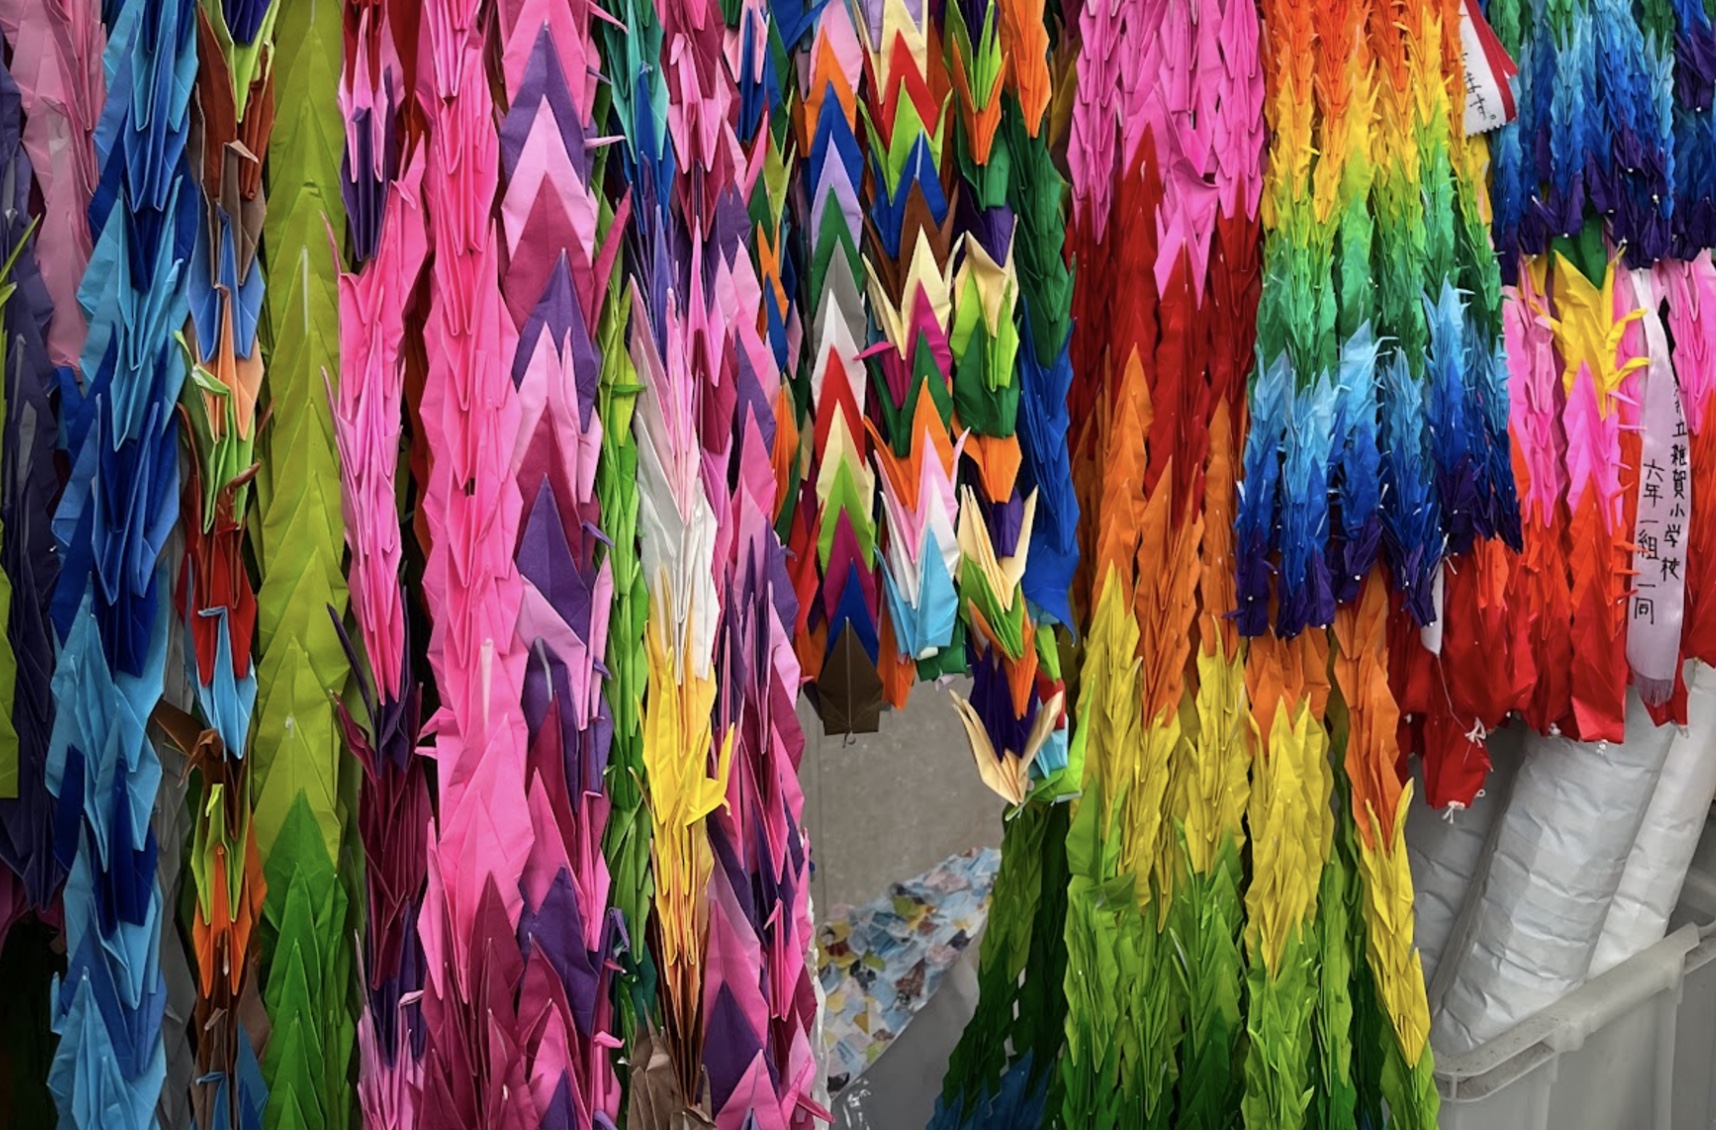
[1460, 0, 1519, 135]
[1420, 561, 1447, 656]
[1628, 268, 1688, 706]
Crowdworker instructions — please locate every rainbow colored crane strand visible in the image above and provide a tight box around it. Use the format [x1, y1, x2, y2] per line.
[932, 0, 1078, 1121]
[944, 0, 1026, 759]
[594, 0, 664, 1067]
[863, 0, 966, 706]
[1239, 0, 1464, 1125]
[170, 2, 280, 1124]
[1059, 3, 1181, 1124]
[1476, 0, 1716, 767]
[790, 0, 879, 733]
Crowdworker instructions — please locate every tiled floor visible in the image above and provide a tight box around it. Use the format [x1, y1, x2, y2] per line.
[799, 678, 1004, 913]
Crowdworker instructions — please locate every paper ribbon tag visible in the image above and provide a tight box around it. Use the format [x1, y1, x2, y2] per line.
[1628, 268, 1688, 705]
[1419, 561, 1446, 656]
[1460, 0, 1519, 135]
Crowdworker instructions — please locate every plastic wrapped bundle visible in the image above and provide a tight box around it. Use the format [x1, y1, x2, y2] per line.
[1590, 662, 1716, 974]
[1405, 727, 1521, 989]
[1431, 690, 1676, 1054]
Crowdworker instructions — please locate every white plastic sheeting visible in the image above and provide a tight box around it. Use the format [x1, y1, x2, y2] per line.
[1432, 691, 1676, 1055]
[1407, 726, 1523, 989]
[1591, 664, 1716, 976]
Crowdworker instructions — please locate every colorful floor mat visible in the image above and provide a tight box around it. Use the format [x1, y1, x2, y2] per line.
[817, 848, 1001, 1092]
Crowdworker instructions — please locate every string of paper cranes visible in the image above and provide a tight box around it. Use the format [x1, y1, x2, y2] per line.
[0, 0, 1712, 1125]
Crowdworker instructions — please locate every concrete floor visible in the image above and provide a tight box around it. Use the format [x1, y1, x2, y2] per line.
[799, 678, 1004, 913]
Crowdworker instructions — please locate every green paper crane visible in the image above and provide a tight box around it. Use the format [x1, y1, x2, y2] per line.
[253, 2, 356, 1127]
